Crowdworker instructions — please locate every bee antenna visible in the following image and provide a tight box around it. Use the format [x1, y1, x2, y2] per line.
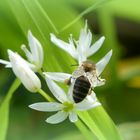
[71, 64, 78, 67]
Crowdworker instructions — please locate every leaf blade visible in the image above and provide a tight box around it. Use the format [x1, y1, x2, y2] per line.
[0, 79, 21, 140]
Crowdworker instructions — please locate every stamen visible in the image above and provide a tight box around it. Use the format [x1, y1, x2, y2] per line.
[63, 102, 74, 112]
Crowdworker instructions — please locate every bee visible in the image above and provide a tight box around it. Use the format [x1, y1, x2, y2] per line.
[72, 75, 91, 103]
[65, 60, 104, 103]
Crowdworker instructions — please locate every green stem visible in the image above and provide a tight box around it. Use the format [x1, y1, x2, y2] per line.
[60, 0, 109, 32]
[38, 69, 45, 78]
[37, 70, 55, 101]
[0, 78, 21, 140]
[37, 88, 54, 102]
[75, 120, 93, 140]
[34, 0, 59, 34]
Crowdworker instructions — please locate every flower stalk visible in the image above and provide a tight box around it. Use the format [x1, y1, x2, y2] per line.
[75, 120, 94, 140]
[37, 88, 54, 102]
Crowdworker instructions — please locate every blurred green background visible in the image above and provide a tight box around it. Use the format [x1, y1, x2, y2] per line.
[0, 0, 140, 140]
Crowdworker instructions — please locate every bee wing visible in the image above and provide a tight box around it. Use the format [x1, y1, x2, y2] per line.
[86, 71, 105, 87]
[86, 72, 95, 87]
[72, 66, 85, 78]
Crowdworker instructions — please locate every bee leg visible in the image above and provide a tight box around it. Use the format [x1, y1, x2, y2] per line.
[96, 75, 101, 81]
[88, 88, 92, 95]
[64, 77, 72, 85]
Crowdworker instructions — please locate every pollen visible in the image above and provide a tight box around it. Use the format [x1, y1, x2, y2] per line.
[63, 102, 74, 112]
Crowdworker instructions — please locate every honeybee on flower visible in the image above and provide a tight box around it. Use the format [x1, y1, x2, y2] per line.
[0, 21, 112, 124]
[29, 77, 101, 124]
[46, 22, 112, 103]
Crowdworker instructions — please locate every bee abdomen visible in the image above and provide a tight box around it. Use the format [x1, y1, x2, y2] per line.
[73, 76, 91, 103]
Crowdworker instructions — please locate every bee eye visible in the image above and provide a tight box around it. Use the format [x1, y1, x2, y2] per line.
[84, 67, 90, 72]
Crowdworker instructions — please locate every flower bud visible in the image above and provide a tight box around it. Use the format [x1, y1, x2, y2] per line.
[21, 30, 44, 71]
[8, 50, 41, 92]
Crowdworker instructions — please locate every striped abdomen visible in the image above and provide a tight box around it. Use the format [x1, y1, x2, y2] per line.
[73, 76, 91, 103]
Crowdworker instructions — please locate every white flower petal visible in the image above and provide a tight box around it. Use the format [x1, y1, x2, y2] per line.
[87, 36, 105, 57]
[46, 111, 68, 124]
[8, 50, 41, 92]
[88, 101, 101, 110]
[77, 41, 87, 64]
[50, 33, 77, 59]
[77, 50, 87, 64]
[28, 30, 44, 69]
[95, 77, 105, 87]
[0, 59, 12, 68]
[45, 77, 68, 103]
[85, 30, 92, 51]
[0, 53, 36, 70]
[79, 26, 92, 53]
[76, 99, 92, 111]
[68, 34, 78, 56]
[86, 91, 97, 103]
[69, 111, 78, 122]
[21, 44, 33, 62]
[29, 102, 63, 112]
[44, 72, 71, 82]
[90, 91, 96, 99]
[76, 92, 101, 111]
[25, 61, 37, 72]
[76, 99, 101, 111]
[96, 50, 112, 76]
[77, 22, 92, 64]
[78, 24, 87, 52]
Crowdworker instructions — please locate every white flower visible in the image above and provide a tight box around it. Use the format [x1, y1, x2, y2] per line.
[29, 77, 101, 124]
[0, 31, 44, 72]
[0, 59, 12, 68]
[44, 49, 112, 88]
[8, 50, 41, 92]
[21, 30, 44, 71]
[0, 55, 35, 70]
[51, 22, 109, 64]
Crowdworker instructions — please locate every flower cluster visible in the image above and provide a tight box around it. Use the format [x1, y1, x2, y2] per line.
[0, 31, 43, 92]
[0, 22, 112, 124]
[30, 77, 100, 124]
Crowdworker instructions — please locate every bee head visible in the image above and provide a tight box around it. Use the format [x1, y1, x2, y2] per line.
[82, 60, 96, 72]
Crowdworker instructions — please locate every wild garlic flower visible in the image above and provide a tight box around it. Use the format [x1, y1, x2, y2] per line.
[21, 31, 44, 71]
[44, 49, 112, 88]
[51, 22, 110, 65]
[29, 77, 100, 124]
[0, 31, 44, 72]
[4, 50, 41, 92]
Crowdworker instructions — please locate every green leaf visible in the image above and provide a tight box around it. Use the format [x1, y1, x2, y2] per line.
[109, 0, 140, 23]
[75, 120, 95, 140]
[0, 0, 25, 56]
[78, 111, 106, 140]
[0, 79, 20, 140]
[8, 0, 82, 72]
[90, 107, 123, 140]
[118, 121, 140, 140]
[61, 0, 111, 32]
[78, 106, 123, 140]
